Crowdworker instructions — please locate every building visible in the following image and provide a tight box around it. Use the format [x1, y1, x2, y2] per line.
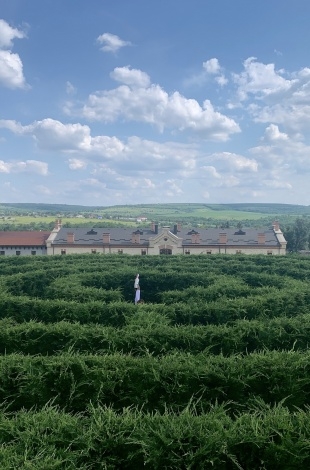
[0, 231, 51, 256]
[46, 220, 287, 256]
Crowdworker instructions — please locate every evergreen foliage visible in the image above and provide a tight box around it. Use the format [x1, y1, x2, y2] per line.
[0, 253, 310, 467]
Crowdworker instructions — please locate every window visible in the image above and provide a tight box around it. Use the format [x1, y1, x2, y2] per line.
[0, 251, 5, 256]
[118, 249, 123, 254]
[267, 251, 273, 255]
[236, 250, 242, 254]
[91, 249, 97, 254]
[160, 248, 172, 255]
[61, 249, 66, 255]
[207, 251, 212, 255]
[141, 249, 147, 255]
[185, 249, 190, 255]
[16, 251, 21, 256]
[31, 251, 36, 256]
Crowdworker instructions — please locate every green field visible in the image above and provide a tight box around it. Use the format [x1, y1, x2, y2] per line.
[1, 202, 310, 230]
[1, 253, 310, 467]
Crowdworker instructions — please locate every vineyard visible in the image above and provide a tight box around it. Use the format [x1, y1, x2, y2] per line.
[1, 254, 310, 468]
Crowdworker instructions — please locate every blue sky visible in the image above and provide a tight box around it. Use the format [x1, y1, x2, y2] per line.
[1, 0, 310, 206]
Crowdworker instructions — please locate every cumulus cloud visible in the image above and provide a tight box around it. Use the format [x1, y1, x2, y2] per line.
[250, 124, 310, 174]
[110, 66, 151, 88]
[0, 118, 200, 173]
[73, 66, 239, 140]
[68, 158, 88, 170]
[0, 19, 25, 48]
[263, 124, 288, 142]
[0, 19, 27, 89]
[184, 57, 228, 88]
[203, 58, 221, 74]
[229, 58, 310, 134]
[97, 32, 131, 53]
[233, 57, 294, 101]
[211, 152, 258, 172]
[0, 159, 48, 175]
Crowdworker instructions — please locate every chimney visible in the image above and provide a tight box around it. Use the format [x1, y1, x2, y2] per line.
[55, 218, 62, 230]
[103, 233, 110, 244]
[67, 232, 75, 243]
[257, 233, 266, 244]
[177, 222, 181, 232]
[151, 222, 155, 232]
[272, 221, 280, 231]
[155, 223, 158, 234]
[131, 231, 140, 244]
[191, 232, 201, 244]
[219, 233, 227, 244]
[173, 224, 178, 235]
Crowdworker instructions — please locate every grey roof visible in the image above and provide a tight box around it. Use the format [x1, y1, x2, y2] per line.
[176, 227, 280, 246]
[52, 226, 281, 247]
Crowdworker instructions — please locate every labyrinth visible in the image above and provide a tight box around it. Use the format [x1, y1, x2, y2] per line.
[1, 253, 310, 468]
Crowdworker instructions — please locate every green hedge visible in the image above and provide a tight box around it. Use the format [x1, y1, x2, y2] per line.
[1, 313, 310, 356]
[1, 403, 310, 469]
[0, 350, 310, 412]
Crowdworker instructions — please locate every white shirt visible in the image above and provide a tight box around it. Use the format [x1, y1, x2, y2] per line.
[134, 276, 139, 289]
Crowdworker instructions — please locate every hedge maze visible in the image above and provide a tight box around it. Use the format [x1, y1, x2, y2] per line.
[1, 254, 310, 468]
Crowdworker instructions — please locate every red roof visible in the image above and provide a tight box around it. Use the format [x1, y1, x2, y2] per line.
[0, 231, 50, 246]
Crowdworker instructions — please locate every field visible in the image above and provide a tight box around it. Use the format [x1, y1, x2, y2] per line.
[1, 202, 310, 230]
[1, 253, 310, 468]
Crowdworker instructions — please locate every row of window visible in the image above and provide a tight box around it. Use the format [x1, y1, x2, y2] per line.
[59, 249, 274, 255]
[0, 247, 41, 250]
[0, 248, 274, 256]
[0, 251, 37, 255]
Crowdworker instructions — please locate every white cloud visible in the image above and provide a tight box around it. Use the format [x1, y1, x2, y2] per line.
[68, 158, 88, 170]
[202, 165, 221, 178]
[233, 57, 294, 101]
[110, 66, 151, 88]
[215, 75, 228, 86]
[184, 57, 227, 88]
[0, 160, 11, 173]
[165, 179, 183, 197]
[0, 159, 47, 175]
[1, 118, 200, 172]
[203, 58, 221, 74]
[263, 124, 288, 142]
[0, 19, 27, 89]
[0, 119, 24, 133]
[211, 152, 258, 172]
[0, 49, 26, 89]
[76, 67, 240, 140]
[97, 32, 131, 53]
[250, 125, 310, 174]
[0, 19, 25, 49]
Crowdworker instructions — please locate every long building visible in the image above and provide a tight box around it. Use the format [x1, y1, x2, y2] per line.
[0, 231, 51, 256]
[45, 220, 287, 256]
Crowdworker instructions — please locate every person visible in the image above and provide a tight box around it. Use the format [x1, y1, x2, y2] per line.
[135, 285, 140, 304]
[134, 274, 139, 290]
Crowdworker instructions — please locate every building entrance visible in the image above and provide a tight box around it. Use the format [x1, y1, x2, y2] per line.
[160, 248, 172, 255]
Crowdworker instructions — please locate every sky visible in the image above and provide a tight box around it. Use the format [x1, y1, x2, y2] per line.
[1, 0, 310, 207]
